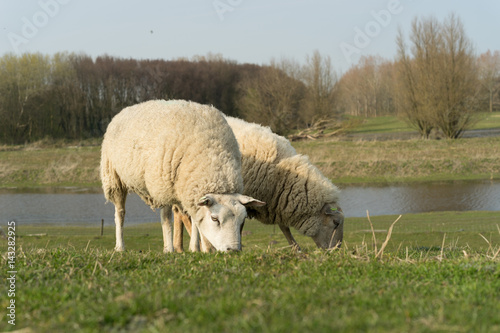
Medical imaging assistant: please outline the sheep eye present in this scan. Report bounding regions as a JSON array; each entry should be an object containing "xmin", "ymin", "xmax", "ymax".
[{"xmin": 211, "ymin": 216, "xmax": 219, "ymax": 223}]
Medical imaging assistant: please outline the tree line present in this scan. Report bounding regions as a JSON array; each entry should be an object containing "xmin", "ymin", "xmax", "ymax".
[
  {"xmin": 1, "ymin": 14, "xmax": 499, "ymax": 144},
  {"xmin": 0, "ymin": 53, "xmax": 261, "ymax": 143},
  {"xmin": 0, "ymin": 50, "xmax": 341, "ymax": 143}
]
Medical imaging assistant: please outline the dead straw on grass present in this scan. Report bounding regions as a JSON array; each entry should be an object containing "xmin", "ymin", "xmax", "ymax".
[{"xmin": 366, "ymin": 210, "xmax": 402, "ymax": 260}]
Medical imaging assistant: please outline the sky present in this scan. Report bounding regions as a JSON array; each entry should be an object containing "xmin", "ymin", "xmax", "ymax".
[{"xmin": 1, "ymin": 0, "xmax": 499, "ymax": 72}]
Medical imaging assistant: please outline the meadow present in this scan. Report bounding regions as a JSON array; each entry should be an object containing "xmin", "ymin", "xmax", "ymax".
[
  {"xmin": 1, "ymin": 114, "xmax": 500, "ymax": 332},
  {"xmin": 1, "ymin": 211, "xmax": 499, "ymax": 332}
]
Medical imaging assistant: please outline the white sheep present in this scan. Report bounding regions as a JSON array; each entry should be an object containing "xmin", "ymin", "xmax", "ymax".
[
  {"xmin": 174, "ymin": 116, "xmax": 344, "ymax": 251},
  {"xmin": 100, "ymin": 100, "xmax": 265, "ymax": 253}
]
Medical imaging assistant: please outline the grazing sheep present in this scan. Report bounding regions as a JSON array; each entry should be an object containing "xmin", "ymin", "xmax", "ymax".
[
  {"xmin": 100, "ymin": 100, "xmax": 265, "ymax": 253},
  {"xmin": 174, "ymin": 116, "xmax": 344, "ymax": 251}
]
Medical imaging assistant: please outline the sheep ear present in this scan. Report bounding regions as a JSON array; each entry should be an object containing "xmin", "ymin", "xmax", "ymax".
[
  {"xmin": 238, "ymin": 195, "xmax": 266, "ymax": 208},
  {"xmin": 198, "ymin": 196, "xmax": 214, "ymax": 207}
]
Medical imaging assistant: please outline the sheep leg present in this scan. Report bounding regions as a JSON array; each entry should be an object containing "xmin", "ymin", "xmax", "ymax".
[
  {"xmin": 200, "ymin": 234, "xmax": 211, "ymax": 253},
  {"xmin": 113, "ymin": 190, "xmax": 127, "ymax": 252},
  {"xmin": 181, "ymin": 212, "xmax": 192, "ymax": 236},
  {"xmin": 189, "ymin": 221, "xmax": 201, "ymax": 252},
  {"xmin": 182, "ymin": 212, "xmax": 214, "ymax": 252},
  {"xmin": 173, "ymin": 209, "xmax": 194, "ymax": 252},
  {"xmin": 279, "ymin": 225, "xmax": 301, "ymax": 252},
  {"xmin": 175, "ymin": 210, "xmax": 214, "ymax": 252},
  {"xmin": 160, "ymin": 206, "xmax": 174, "ymax": 253},
  {"xmin": 172, "ymin": 206, "xmax": 184, "ymax": 253}
]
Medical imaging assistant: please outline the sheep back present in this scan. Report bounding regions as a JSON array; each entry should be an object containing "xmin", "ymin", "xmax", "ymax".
[
  {"xmin": 101, "ymin": 100, "xmax": 243, "ymax": 217},
  {"xmin": 225, "ymin": 116, "xmax": 339, "ymax": 235}
]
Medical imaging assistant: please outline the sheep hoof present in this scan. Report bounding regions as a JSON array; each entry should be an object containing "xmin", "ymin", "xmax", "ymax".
[{"xmin": 163, "ymin": 248, "xmax": 174, "ymax": 254}]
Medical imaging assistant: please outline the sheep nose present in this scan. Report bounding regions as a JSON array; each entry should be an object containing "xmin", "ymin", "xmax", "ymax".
[{"xmin": 227, "ymin": 247, "xmax": 241, "ymax": 252}]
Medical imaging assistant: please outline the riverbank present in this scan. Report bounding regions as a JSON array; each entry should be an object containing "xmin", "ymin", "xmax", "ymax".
[
  {"xmin": 294, "ymin": 136, "xmax": 500, "ymax": 184},
  {"xmin": 1, "ymin": 136, "xmax": 500, "ymax": 187},
  {"xmin": 0, "ymin": 145, "xmax": 101, "ymax": 188}
]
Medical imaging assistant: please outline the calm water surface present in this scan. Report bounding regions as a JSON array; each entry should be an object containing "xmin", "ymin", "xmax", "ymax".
[{"xmin": 1, "ymin": 181, "xmax": 499, "ymax": 225}]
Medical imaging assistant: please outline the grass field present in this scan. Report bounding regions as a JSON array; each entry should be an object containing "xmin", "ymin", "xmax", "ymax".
[
  {"xmin": 347, "ymin": 112, "xmax": 500, "ymax": 134},
  {"xmin": 2, "ymin": 211, "xmax": 499, "ymax": 332},
  {"xmin": 1, "ymin": 135, "xmax": 500, "ymax": 187},
  {"xmin": 1, "ymin": 114, "xmax": 499, "ymax": 332},
  {"xmin": 294, "ymin": 136, "xmax": 500, "ymax": 184}
]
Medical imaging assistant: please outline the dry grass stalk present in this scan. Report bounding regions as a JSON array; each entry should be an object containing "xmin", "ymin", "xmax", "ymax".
[
  {"xmin": 438, "ymin": 233, "xmax": 447, "ymax": 262},
  {"xmin": 376, "ymin": 215, "xmax": 402, "ymax": 259},
  {"xmin": 492, "ymin": 247, "xmax": 500, "ymax": 260},
  {"xmin": 367, "ymin": 210, "xmax": 378, "ymax": 255},
  {"xmin": 366, "ymin": 210, "xmax": 402, "ymax": 260},
  {"xmin": 84, "ymin": 240, "xmax": 91, "ymax": 252},
  {"xmin": 478, "ymin": 233, "xmax": 493, "ymax": 256}
]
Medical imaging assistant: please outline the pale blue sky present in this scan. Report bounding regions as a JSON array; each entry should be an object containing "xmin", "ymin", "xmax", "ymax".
[{"xmin": 1, "ymin": 0, "xmax": 499, "ymax": 72}]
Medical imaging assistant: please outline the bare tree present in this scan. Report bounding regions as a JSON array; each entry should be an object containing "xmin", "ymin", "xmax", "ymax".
[
  {"xmin": 337, "ymin": 56, "xmax": 396, "ymax": 117},
  {"xmin": 0, "ymin": 53, "xmax": 51, "ymax": 142},
  {"xmin": 478, "ymin": 50, "xmax": 500, "ymax": 113},
  {"xmin": 301, "ymin": 50, "xmax": 338, "ymax": 124},
  {"xmin": 238, "ymin": 58, "xmax": 305, "ymax": 135},
  {"xmin": 396, "ymin": 14, "xmax": 480, "ymax": 139},
  {"xmin": 435, "ymin": 14, "xmax": 480, "ymax": 138}
]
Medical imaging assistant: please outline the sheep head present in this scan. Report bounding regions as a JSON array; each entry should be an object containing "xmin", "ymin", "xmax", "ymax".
[
  {"xmin": 195, "ymin": 194, "xmax": 265, "ymax": 252},
  {"xmin": 310, "ymin": 203, "xmax": 344, "ymax": 249}
]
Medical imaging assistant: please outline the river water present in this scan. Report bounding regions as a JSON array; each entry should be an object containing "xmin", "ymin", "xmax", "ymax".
[{"xmin": 1, "ymin": 181, "xmax": 499, "ymax": 225}]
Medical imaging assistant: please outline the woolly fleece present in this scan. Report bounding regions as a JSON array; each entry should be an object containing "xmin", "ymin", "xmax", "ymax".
[
  {"xmin": 225, "ymin": 116, "xmax": 341, "ymax": 237},
  {"xmin": 100, "ymin": 100, "xmax": 243, "ymax": 218}
]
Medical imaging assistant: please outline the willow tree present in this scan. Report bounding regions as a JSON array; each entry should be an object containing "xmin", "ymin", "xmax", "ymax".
[{"xmin": 396, "ymin": 14, "xmax": 480, "ymax": 139}]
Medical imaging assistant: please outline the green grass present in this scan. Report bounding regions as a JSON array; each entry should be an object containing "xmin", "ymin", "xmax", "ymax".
[
  {"xmin": 293, "ymin": 136, "xmax": 500, "ymax": 184},
  {"xmin": 346, "ymin": 112, "xmax": 500, "ymax": 134},
  {"xmin": 474, "ymin": 112, "xmax": 500, "ymax": 130},
  {"xmin": 3, "ymin": 211, "xmax": 500, "ymax": 332},
  {"xmin": 0, "ymin": 146, "xmax": 101, "ymax": 188},
  {"xmin": 346, "ymin": 115, "xmax": 412, "ymax": 134},
  {"xmin": 2, "ymin": 136, "xmax": 500, "ymax": 188},
  {"xmin": 1, "ymin": 114, "xmax": 500, "ymax": 188}
]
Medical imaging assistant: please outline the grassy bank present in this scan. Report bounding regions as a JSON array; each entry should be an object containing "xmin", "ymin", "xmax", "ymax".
[
  {"xmin": 294, "ymin": 136, "xmax": 500, "ymax": 184},
  {"xmin": 1, "ymin": 136, "xmax": 500, "ymax": 187},
  {"xmin": 0, "ymin": 145, "xmax": 101, "ymax": 188},
  {"xmin": 1, "ymin": 113, "xmax": 499, "ymax": 187},
  {"xmin": 2, "ymin": 211, "xmax": 499, "ymax": 332},
  {"xmin": 347, "ymin": 112, "xmax": 500, "ymax": 134}
]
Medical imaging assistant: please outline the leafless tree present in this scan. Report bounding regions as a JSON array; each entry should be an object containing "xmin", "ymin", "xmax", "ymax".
[
  {"xmin": 396, "ymin": 14, "xmax": 480, "ymax": 139},
  {"xmin": 337, "ymin": 55, "xmax": 396, "ymax": 117},
  {"xmin": 238, "ymin": 58, "xmax": 305, "ymax": 135},
  {"xmin": 478, "ymin": 50, "xmax": 500, "ymax": 113},
  {"xmin": 300, "ymin": 50, "xmax": 338, "ymax": 124}
]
